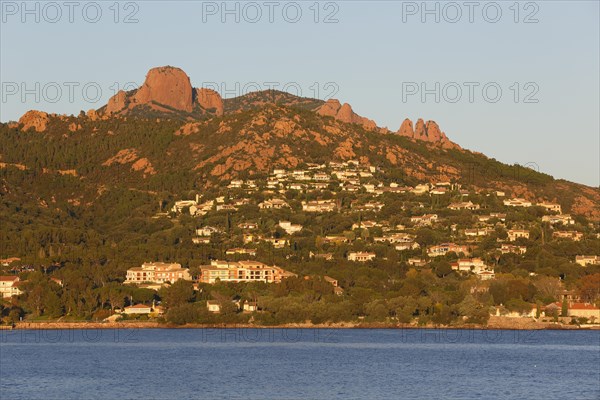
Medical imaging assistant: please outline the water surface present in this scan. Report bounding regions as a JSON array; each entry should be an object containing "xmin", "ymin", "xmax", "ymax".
[{"xmin": 1, "ymin": 328, "xmax": 598, "ymax": 399}]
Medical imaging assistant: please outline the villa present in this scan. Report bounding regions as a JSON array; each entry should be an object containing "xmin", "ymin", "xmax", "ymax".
[
  {"xmin": 347, "ymin": 252, "xmax": 376, "ymax": 262},
  {"xmin": 124, "ymin": 262, "xmax": 192, "ymax": 285},
  {"xmin": 198, "ymin": 260, "xmax": 295, "ymax": 284}
]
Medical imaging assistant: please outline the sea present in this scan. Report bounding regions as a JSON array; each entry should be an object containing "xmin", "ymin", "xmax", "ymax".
[{"xmin": 1, "ymin": 328, "xmax": 599, "ymax": 399}]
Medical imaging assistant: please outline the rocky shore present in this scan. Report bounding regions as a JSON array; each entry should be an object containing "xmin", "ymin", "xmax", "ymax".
[{"xmin": 2, "ymin": 316, "xmax": 598, "ymax": 330}]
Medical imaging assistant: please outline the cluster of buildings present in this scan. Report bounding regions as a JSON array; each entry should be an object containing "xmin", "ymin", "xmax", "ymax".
[{"xmin": 123, "ymin": 260, "xmax": 295, "ymax": 287}]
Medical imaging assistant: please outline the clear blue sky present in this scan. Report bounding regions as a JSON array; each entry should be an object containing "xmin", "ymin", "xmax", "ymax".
[{"xmin": 1, "ymin": 1, "xmax": 598, "ymax": 186}]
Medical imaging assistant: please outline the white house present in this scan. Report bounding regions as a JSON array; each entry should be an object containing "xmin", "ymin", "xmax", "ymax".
[{"xmin": 347, "ymin": 252, "xmax": 376, "ymax": 262}]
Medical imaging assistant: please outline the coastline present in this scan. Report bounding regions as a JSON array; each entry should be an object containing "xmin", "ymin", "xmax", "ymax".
[{"xmin": 2, "ymin": 316, "xmax": 599, "ymax": 330}]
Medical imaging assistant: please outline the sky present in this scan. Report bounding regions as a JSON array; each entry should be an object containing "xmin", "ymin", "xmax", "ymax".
[{"xmin": 1, "ymin": 0, "xmax": 599, "ymax": 186}]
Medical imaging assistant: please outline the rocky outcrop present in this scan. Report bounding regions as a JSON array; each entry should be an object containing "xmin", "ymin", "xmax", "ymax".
[
  {"xmin": 99, "ymin": 66, "xmax": 223, "ymax": 118},
  {"xmin": 131, "ymin": 66, "xmax": 193, "ymax": 112},
  {"xmin": 86, "ymin": 109, "xmax": 100, "ymax": 121},
  {"xmin": 18, "ymin": 110, "xmax": 49, "ymax": 132},
  {"xmin": 195, "ymin": 88, "xmax": 224, "ymax": 116},
  {"xmin": 106, "ymin": 90, "xmax": 128, "ymax": 115},
  {"xmin": 414, "ymin": 118, "xmax": 427, "ymax": 140},
  {"xmin": 317, "ymin": 99, "xmax": 377, "ymax": 130},
  {"xmin": 398, "ymin": 118, "xmax": 414, "ymax": 137},
  {"xmin": 397, "ymin": 117, "xmax": 457, "ymax": 148}
]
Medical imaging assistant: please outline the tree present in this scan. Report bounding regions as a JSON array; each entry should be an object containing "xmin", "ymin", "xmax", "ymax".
[
  {"xmin": 561, "ymin": 298, "xmax": 569, "ymax": 317},
  {"xmin": 160, "ymin": 280, "xmax": 194, "ymax": 307}
]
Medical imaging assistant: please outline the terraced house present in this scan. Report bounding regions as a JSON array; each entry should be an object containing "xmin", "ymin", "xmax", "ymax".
[
  {"xmin": 124, "ymin": 262, "xmax": 192, "ymax": 285},
  {"xmin": 198, "ymin": 260, "xmax": 296, "ymax": 284}
]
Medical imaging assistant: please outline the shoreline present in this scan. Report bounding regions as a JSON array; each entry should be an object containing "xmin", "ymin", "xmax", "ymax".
[{"xmin": 2, "ymin": 317, "xmax": 599, "ymax": 331}]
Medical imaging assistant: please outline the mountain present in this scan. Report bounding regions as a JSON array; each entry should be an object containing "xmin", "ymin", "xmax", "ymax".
[{"xmin": 3, "ymin": 66, "xmax": 599, "ymax": 221}]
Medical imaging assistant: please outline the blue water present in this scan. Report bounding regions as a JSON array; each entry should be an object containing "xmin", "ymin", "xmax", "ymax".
[{"xmin": 1, "ymin": 328, "xmax": 599, "ymax": 399}]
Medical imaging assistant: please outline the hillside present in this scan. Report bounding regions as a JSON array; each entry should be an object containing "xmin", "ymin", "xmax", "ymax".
[{"xmin": 1, "ymin": 66, "xmax": 599, "ymax": 326}]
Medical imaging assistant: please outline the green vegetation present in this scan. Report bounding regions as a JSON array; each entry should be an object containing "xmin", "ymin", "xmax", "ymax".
[{"xmin": 1, "ymin": 104, "xmax": 598, "ymax": 326}]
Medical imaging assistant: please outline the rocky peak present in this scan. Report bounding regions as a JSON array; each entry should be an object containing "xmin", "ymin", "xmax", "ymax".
[
  {"xmin": 398, "ymin": 118, "xmax": 414, "ymax": 137},
  {"xmin": 195, "ymin": 88, "xmax": 224, "ymax": 116},
  {"xmin": 316, "ymin": 99, "xmax": 377, "ymax": 130},
  {"xmin": 397, "ymin": 117, "xmax": 457, "ymax": 148},
  {"xmin": 131, "ymin": 66, "xmax": 193, "ymax": 112},
  {"xmin": 18, "ymin": 110, "xmax": 50, "ymax": 132},
  {"xmin": 100, "ymin": 66, "xmax": 223, "ymax": 118}
]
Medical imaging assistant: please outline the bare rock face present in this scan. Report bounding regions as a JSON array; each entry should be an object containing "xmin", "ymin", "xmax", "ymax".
[
  {"xmin": 97, "ymin": 66, "xmax": 225, "ymax": 118},
  {"xmin": 398, "ymin": 118, "xmax": 414, "ymax": 137},
  {"xmin": 195, "ymin": 88, "xmax": 223, "ymax": 116},
  {"xmin": 106, "ymin": 90, "xmax": 127, "ymax": 115},
  {"xmin": 19, "ymin": 110, "xmax": 49, "ymax": 132},
  {"xmin": 87, "ymin": 109, "xmax": 100, "ymax": 121},
  {"xmin": 336, "ymin": 103, "xmax": 355, "ymax": 124},
  {"xmin": 414, "ymin": 118, "xmax": 427, "ymax": 140},
  {"xmin": 132, "ymin": 66, "xmax": 193, "ymax": 112},
  {"xmin": 317, "ymin": 99, "xmax": 342, "ymax": 118},
  {"xmin": 425, "ymin": 120, "xmax": 443, "ymax": 142},
  {"xmin": 396, "ymin": 117, "xmax": 458, "ymax": 148},
  {"xmin": 317, "ymin": 99, "xmax": 377, "ymax": 130}
]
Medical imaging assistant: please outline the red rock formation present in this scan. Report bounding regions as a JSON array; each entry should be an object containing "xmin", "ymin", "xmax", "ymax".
[
  {"xmin": 396, "ymin": 117, "xmax": 457, "ymax": 148},
  {"xmin": 425, "ymin": 120, "xmax": 443, "ymax": 142},
  {"xmin": 317, "ymin": 99, "xmax": 342, "ymax": 118},
  {"xmin": 98, "ymin": 66, "xmax": 224, "ymax": 117},
  {"xmin": 106, "ymin": 90, "xmax": 127, "ymax": 115},
  {"xmin": 398, "ymin": 118, "xmax": 414, "ymax": 137},
  {"xmin": 130, "ymin": 66, "xmax": 193, "ymax": 112},
  {"xmin": 317, "ymin": 99, "xmax": 377, "ymax": 130},
  {"xmin": 195, "ymin": 88, "xmax": 224, "ymax": 116},
  {"xmin": 18, "ymin": 110, "xmax": 49, "ymax": 132},
  {"xmin": 414, "ymin": 118, "xmax": 427, "ymax": 140}
]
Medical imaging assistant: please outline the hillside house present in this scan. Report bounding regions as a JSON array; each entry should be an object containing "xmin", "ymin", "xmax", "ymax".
[
  {"xmin": 124, "ymin": 262, "xmax": 192, "ymax": 285},
  {"xmin": 352, "ymin": 221, "xmax": 380, "ymax": 230},
  {"xmin": 259, "ymin": 199, "xmax": 289, "ymax": 209},
  {"xmin": 206, "ymin": 300, "xmax": 221, "ymax": 313},
  {"xmin": 575, "ymin": 255, "xmax": 600, "ymax": 266},
  {"xmin": 0, "ymin": 276, "xmax": 22, "ymax": 298},
  {"xmin": 395, "ymin": 242, "xmax": 420, "ymax": 251},
  {"xmin": 508, "ymin": 229, "xmax": 530, "ymax": 241},
  {"xmin": 407, "ymin": 258, "xmax": 427, "ymax": 267},
  {"xmin": 374, "ymin": 233, "xmax": 415, "ymax": 244},
  {"xmin": 503, "ymin": 198, "xmax": 532, "ymax": 207},
  {"xmin": 553, "ymin": 231, "xmax": 583, "ymax": 241},
  {"xmin": 225, "ymin": 248, "xmax": 257, "ymax": 257},
  {"xmin": 464, "ymin": 228, "xmax": 492, "ymax": 237},
  {"xmin": 542, "ymin": 215, "xmax": 574, "ymax": 225},
  {"xmin": 123, "ymin": 304, "xmax": 153, "ymax": 315},
  {"xmin": 411, "ymin": 184, "xmax": 430, "ymax": 194},
  {"xmin": 302, "ymin": 200, "xmax": 337, "ymax": 212},
  {"xmin": 324, "ymin": 276, "xmax": 338, "ymax": 287},
  {"xmin": 199, "ymin": 260, "xmax": 295, "ymax": 284},
  {"xmin": 451, "ymin": 258, "xmax": 486, "ymax": 273},
  {"xmin": 196, "ymin": 226, "xmax": 221, "ymax": 237},
  {"xmin": 347, "ymin": 252, "xmax": 376, "ymax": 262},
  {"xmin": 265, "ymin": 238, "xmax": 289, "ymax": 248},
  {"xmin": 278, "ymin": 221, "xmax": 303, "ymax": 235},
  {"xmin": 428, "ymin": 243, "xmax": 470, "ymax": 257},
  {"xmin": 238, "ymin": 222, "xmax": 258, "ymax": 230},
  {"xmin": 448, "ymin": 201, "xmax": 480, "ymax": 211},
  {"xmin": 500, "ymin": 244, "xmax": 527, "ymax": 255},
  {"xmin": 243, "ymin": 301, "xmax": 258, "ymax": 312},
  {"xmin": 539, "ymin": 202, "xmax": 562, "ymax": 214},
  {"xmin": 410, "ymin": 214, "xmax": 438, "ymax": 226}
]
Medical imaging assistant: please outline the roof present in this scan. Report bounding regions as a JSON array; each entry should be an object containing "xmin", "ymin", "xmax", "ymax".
[
  {"xmin": 0, "ymin": 276, "xmax": 19, "ymax": 282},
  {"xmin": 569, "ymin": 303, "xmax": 600, "ymax": 310},
  {"xmin": 126, "ymin": 304, "xmax": 151, "ymax": 309}
]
